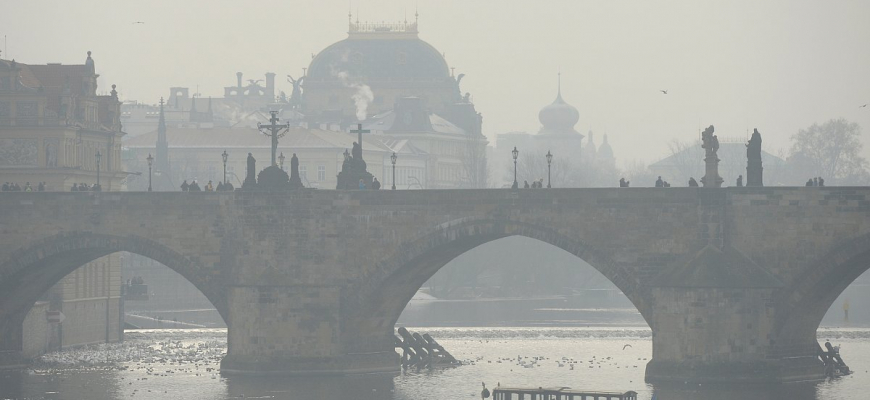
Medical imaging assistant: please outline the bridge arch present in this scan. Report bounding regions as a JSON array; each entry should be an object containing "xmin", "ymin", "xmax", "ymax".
[
  {"xmin": 775, "ymin": 232, "xmax": 870, "ymax": 344},
  {"xmin": 345, "ymin": 217, "xmax": 652, "ymax": 351},
  {"xmin": 0, "ymin": 231, "xmax": 228, "ymax": 353}
]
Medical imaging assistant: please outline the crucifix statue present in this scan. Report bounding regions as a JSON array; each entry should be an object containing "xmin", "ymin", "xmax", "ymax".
[
  {"xmin": 350, "ymin": 123, "xmax": 370, "ymax": 155},
  {"xmin": 257, "ymin": 110, "xmax": 290, "ymax": 166}
]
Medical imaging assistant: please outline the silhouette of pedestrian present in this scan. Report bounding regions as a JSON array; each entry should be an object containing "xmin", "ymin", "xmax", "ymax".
[
  {"xmin": 819, "ymin": 177, "xmax": 825, "ymax": 187},
  {"xmin": 688, "ymin": 177, "xmax": 698, "ymax": 187},
  {"xmin": 655, "ymin": 176, "xmax": 664, "ymax": 187},
  {"xmin": 736, "ymin": 175, "xmax": 743, "ymax": 187}
]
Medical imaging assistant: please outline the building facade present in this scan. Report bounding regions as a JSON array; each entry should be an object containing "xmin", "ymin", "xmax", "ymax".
[
  {"xmin": 0, "ymin": 52, "xmax": 123, "ymax": 357},
  {"xmin": 492, "ymin": 82, "xmax": 621, "ymax": 188}
]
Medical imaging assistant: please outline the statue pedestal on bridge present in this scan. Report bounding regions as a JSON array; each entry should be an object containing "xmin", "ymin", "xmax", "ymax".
[
  {"xmin": 336, "ymin": 142, "xmax": 373, "ymax": 190},
  {"xmin": 699, "ymin": 125, "xmax": 724, "ymax": 188}
]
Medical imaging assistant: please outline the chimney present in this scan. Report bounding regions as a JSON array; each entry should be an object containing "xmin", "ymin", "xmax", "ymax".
[
  {"xmin": 236, "ymin": 72, "xmax": 243, "ymax": 88},
  {"xmin": 265, "ymin": 72, "xmax": 276, "ymax": 100}
]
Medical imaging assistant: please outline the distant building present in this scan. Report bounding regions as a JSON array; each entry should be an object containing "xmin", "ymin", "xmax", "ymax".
[
  {"xmin": 120, "ymin": 71, "xmax": 279, "ymax": 138},
  {"xmin": 492, "ymin": 80, "xmax": 624, "ymax": 187},
  {"xmin": 122, "ymin": 108, "xmax": 425, "ymax": 191},
  {"xmin": 123, "ymin": 16, "xmax": 487, "ymax": 190},
  {"xmin": 303, "ymin": 15, "xmax": 464, "ymax": 120},
  {"xmin": 0, "ymin": 52, "xmax": 123, "ymax": 357}
]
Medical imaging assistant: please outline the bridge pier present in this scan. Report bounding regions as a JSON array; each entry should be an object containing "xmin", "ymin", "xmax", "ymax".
[
  {"xmin": 645, "ymin": 285, "xmax": 825, "ymax": 383},
  {"xmin": 219, "ymin": 286, "xmax": 398, "ymax": 376}
]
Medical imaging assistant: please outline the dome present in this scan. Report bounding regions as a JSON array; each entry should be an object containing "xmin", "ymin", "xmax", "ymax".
[
  {"xmin": 538, "ymin": 86, "xmax": 579, "ymax": 135},
  {"xmin": 598, "ymin": 134, "xmax": 614, "ymax": 160},
  {"xmin": 307, "ymin": 26, "xmax": 450, "ymax": 80}
]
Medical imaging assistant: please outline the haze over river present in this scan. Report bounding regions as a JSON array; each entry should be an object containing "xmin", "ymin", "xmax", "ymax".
[
  {"xmin": 2, "ymin": 327, "xmax": 868, "ymax": 400},
  {"xmin": 3, "ymin": 297, "xmax": 869, "ymax": 400}
]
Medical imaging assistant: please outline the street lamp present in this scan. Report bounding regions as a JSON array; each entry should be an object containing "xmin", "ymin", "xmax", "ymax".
[
  {"xmin": 146, "ymin": 153, "xmax": 153, "ymax": 192},
  {"xmin": 390, "ymin": 152, "xmax": 398, "ymax": 190},
  {"xmin": 512, "ymin": 146, "xmax": 519, "ymax": 189},
  {"xmin": 221, "ymin": 150, "xmax": 229, "ymax": 185},
  {"xmin": 278, "ymin": 152, "xmax": 286, "ymax": 171},
  {"xmin": 546, "ymin": 150, "xmax": 553, "ymax": 188},
  {"xmin": 95, "ymin": 150, "xmax": 102, "ymax": 190}
]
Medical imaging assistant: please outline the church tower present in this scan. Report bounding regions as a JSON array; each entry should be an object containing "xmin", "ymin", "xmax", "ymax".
[{"xmin": 155, "ymin": 97, "xmax": 171, "ymax": 184}]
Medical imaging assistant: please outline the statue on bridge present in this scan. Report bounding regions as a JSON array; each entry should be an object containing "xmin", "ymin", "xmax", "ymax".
[
  {"xmin": 699, "ymin": 125, "xmax": 723, "ymax": 188},
  {"xmin": 336, "ymin": 125, "xmax": 374, "ymax": 189},
  {"xmin": 242, "ymin": 153, "xmax": 257, "ymax": 190},
  {"xmin": 288, "ymin": 153, "xmax": 303, "ymax": 189},
  {"xmin": 746, "ymin": 128, "xmax": 764, "ymax": 187}
]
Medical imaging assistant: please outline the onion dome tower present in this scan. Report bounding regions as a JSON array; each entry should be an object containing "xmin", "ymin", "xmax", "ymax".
[
  {"xmin": 597, "ymin": 134, "xmax": 615, "ymax": 167},
  {"xmin": 538, "ymin": 74, "xmax": 581, "ymax": 137}
]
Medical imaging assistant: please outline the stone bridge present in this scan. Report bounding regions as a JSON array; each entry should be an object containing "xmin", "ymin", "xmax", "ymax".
[{"xmin": 0, "ymin": 188, "xmax": 868, "ymax": 383}]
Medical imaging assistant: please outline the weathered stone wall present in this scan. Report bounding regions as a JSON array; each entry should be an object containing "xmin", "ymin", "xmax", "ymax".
[{"xmin": 21, "ymin": 301, "xmax": 52, "ymax": 359}]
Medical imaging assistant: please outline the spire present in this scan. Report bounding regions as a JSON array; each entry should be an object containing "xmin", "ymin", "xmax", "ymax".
[{"xmin": 155, "ymin": 97, "xmax": 171, "ymax": 185}]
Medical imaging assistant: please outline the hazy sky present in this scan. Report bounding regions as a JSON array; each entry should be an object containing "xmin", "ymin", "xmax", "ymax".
[{"xmin": 2, "ymin": 0, "xmax": 869, "ymax": 164}]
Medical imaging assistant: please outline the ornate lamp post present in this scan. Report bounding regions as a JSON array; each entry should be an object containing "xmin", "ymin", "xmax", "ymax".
[
  {"xmin": 146, "ymin": 153, "xmax": 154, "ymax": 192},
  {"xmin": 221, "ymin": 150, "xmax": 229, "ymax": 185},
  {"xmin": 95, "ymin": 150, "xmax": 102, "ymax": 189},
  {"xmin": 279, "ymin": 152, "xmax": 286, "ymax": 171},
  {"xmin": 546, "ymin": 150, "xmax": 553, "ymax": 188},
  {"xmin": 512, "ymin": 146, "xmax": 519, "ymax": 188},
  {"xmin": 390, "ymin": 152, "xmax": 398, "ymax": 190}
]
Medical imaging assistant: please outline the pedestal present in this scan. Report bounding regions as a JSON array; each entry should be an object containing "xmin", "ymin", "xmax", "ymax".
[{"xmin": 220, "ymin": 286, "xmax": 399, "ymax": 376}]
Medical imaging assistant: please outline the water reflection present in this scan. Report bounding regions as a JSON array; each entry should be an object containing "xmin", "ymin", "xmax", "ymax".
[
  {"xmin": 225, "ymin": 374, "xmax": 398, "ymax": 400},
  {"xmin": 1, "ymin": 326, "xmax": 867, "ymax": 400}
]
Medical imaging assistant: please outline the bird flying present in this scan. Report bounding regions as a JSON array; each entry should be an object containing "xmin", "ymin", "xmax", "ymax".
[
  {"xmin": 132, "ymin": 21, "xmax": 145, "ymax": 24},
  {"xmin": 623, "ymin": 344, "xmax": 633, "ymax": 350},
  {"xmin": 860, "ymin": 104, "xmax": 868, "ymax": 108},
  {"xmin": 660, "ymin": 90, "xmax": 668, "ymax": 95}
]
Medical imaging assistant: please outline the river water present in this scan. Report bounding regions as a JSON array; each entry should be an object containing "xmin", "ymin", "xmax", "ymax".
[{"xmin": 1, "ymin": 326, "xmax": 868, "ymax": 400}]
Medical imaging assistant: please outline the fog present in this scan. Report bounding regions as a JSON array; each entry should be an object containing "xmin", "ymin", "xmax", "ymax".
[
  {"xmin": 2, "ymin": 0, "xmax": 869, "ymax": 163},
  {"xmin": 3, "ymin": 1, "xmax": 870, "ymax": 398}
]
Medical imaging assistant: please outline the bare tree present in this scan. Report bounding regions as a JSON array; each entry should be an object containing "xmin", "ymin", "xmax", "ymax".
[
  {"xmin": 620, "ymin": 159, "xmax": 656, "ymax": 187},
  {"xmin": 460, "ymin": 133, "xmax": 490, "ymax": 188},
  {"xmin": 789, "ymin": 119, "xmax": 868, "ymax": 184},
  {"xmin": 665, "ymin": 139, "xmax": 700, "ymax": 185},
  {"xmin": 510, "ymin": 152, "xmax": 593, "ymax": 188}
]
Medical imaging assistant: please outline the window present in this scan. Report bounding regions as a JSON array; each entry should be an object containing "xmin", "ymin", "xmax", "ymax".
[
  {"xmin": 300, "ymin": 165, "xmax": 307, "ymax": 181},
  {"xmin": 317, "ymin": 165, "xmax": 326, "ymax": 181}
]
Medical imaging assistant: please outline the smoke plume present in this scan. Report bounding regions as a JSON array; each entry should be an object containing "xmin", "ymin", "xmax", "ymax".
[{"xmin": 333, "ymin": 69, "xmax": 373, "ymax": 121}]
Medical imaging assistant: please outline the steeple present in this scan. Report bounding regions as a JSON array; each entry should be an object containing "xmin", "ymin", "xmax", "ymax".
[
  {"xmin": 538, "ymin": 73, "xmax": 580, "ymax": 136},
  {"xmin": 156, "ymin": 97, "xmax": 170, "ymax": 178}
]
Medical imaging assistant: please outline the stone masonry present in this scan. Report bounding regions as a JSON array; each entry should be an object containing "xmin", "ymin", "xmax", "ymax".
[{"xmin": 0, "ymin": 188, "xmax": 868, "ymax": 382}]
